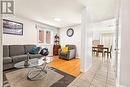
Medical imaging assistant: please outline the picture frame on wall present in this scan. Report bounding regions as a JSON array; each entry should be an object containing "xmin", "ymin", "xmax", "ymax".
[{"xmin": 3, "ymin": 19, "xmax": 23, "ymax": 35}]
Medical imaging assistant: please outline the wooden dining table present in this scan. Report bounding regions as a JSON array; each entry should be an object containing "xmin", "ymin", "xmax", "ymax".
[{"xmin": 92, "ymin": 46, "xmax": 109, "ymax": 57}]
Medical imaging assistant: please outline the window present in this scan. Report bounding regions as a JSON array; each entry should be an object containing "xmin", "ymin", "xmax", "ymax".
[
  {"xmin": 46, "ymin": 31, "xmax": 51, "ymax": 44},
  {"xmin": 39, "ymin": 30, "xmax": 44, "ymax": 43},
  {"xmin": 37, "ymin": 26, "xmax": 53, "ymax": 45}
]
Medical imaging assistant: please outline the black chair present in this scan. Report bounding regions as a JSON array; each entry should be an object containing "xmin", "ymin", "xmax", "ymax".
[{"xmin": 92, "ymin": 47, "xmax": 97, "ymax": 55}]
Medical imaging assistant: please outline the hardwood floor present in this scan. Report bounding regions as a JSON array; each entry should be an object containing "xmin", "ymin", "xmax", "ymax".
[{"xmin": 48, "ymin": 56, "xmax": 80, "ymax": 77}]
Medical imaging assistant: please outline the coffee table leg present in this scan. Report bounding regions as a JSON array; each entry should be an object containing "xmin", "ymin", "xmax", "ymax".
[{"xmin": 27, "ymin": 63, "xmax": 48, "ymax": 80}]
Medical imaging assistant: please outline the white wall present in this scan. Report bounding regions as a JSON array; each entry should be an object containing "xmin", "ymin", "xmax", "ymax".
[
  {"xmin": 3, "ymin": 16, "xmax": 38, "ymax": 45},
  {"xmin": 59, "ymin": 24, "xmax": 81, "ymax": 58},
  {"xmin": 2, "ymin": 15, "xmax": 58, "ymax": 55},
  {"xmin": 119, "ymin": 0, "xmax": 130, "ymax": 86},
  {"xmin": 92, "ymin": 19, "xmax": 116, "ymax": 41}
]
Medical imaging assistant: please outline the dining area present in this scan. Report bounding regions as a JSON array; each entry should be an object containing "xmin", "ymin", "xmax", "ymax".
[{"xmin": 92, "ymin": 45, "xmax": 112, "ymax": 58}]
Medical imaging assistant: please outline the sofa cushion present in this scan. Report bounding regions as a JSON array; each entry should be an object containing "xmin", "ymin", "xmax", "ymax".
[
  {"xmin": 12, "ymin": 55, "xmax": 27, "ymax": 63},
  {"xmin": 29, "ymin": 47, "xmax": 41, "ymax": 54},
  {"xmin": 29, "ymin": 54, "xmax": 43, "ymax": 59},
  {"xmin": 3, "ymin": 63, "xmax": 14, "ymax": 70},
  {"xmin": 24, "ymin": 45, "xmax": 36, "ymax": 54},
  {"xmin": 60, "ymin": 52, "xmax": 68, "ymax": 56},
  {"xmin": 3, "ymin": 57, "xmax": 12, "ymax": 64},
  {"xmin": 3, "ymin": 45, "xmax": 9, "ymax": 57},
  {"xmin": 10, "ymin": 45, "xmax": 25, "ymax": 56}
]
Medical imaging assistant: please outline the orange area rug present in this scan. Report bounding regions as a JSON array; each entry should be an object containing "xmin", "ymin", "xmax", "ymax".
[{"xmin": 48, "ymin": 56, "xmax": 80, "ymax": 77}]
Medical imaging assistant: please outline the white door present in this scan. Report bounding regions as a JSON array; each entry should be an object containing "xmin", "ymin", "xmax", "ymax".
[
  {"xmin": 115, "ymin": 19, "xmax": 120, "ymax": 78},
  {"xmin": 114, "ymin": 4, "xmax": 121, "ymax": 85}
]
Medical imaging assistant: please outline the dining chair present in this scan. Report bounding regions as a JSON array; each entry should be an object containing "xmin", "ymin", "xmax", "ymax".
[
  {"xmin": 92, "ymin": 47, "xmax": 97, "ymax": 55},
  {"xmin": 104, "ymin": 45, "xmax": 112, "ymax": 58},
  {"xmin": 96, "ymin": 45, "xmax": 104, "ymax": 57}
]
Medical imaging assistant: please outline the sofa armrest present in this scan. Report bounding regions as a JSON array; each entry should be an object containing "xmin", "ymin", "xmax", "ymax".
[
  {"xmin": 69, "ymin": 49, "xmax": 75, "ymax": 53},
  {"xmin": 68, "ymin": 49, "xmax": 76, "ymax": 59}
]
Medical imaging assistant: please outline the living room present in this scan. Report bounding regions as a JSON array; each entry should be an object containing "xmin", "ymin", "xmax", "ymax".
[
  {"xmin": 2, "ymin": 0, "xmax": 83, "ymax": 87},
  {"xmin": 2, "ymin": 0, "xmax": 129, "ymax": 87}
]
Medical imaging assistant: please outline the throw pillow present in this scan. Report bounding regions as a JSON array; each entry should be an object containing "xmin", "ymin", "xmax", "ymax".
[
  {"xmin": 29, "ymin": 47, "xmax": 40, "ymax": 54},
  {"xmin": 61, "ymin": 47, "xmax": 68, "ymax": 53}
]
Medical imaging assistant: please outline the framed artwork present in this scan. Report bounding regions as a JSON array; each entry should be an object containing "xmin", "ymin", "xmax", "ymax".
[
  {"xmin": 66, "ymin": 28, "xmax": 74, "ymax": 37},
  {"xmin": 3, "ymin": 19, "xmax": 23, "ymax": 35}
]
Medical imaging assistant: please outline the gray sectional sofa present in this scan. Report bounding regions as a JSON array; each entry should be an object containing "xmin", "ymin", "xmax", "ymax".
[{"xmin": 3, "ymin": 45, "xmax": 43, "ymax": 70}]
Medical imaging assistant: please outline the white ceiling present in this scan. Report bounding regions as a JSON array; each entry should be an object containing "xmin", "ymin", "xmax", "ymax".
[
  {"xmin": 78, "ymin": 0, "xmax": 117, "ymax": 22},
  {"xmin": 15, "ymin": 0, "xmax": 84, "ymax": 28},
  {"xmin": 15, "ymin": 0, "xmax": 117, "ymax": 28},
  {"xmin": 92, "ymin": 18, "xmax": 116, "ymax": 33}
]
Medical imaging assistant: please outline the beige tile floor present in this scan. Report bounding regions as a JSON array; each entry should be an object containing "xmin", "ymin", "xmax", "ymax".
[{"xmin": 68, "ymin": 56, "xmax": 116, "ymax": 87}]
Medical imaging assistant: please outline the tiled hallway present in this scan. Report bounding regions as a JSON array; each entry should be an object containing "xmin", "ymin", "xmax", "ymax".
[{"xmin": 68, "ymin": 56, "xmax": 116, "ymax": 87}]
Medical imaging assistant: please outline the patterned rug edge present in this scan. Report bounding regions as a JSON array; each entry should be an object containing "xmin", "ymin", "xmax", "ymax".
[{"xmin": 3, "ymin": 67, "xmax": 76, "ymax": 87}]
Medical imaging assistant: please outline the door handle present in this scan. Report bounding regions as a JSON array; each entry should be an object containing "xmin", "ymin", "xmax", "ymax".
[{"xmin": 114, "ymin": 49, "xmax": 119, "ymax": 51}]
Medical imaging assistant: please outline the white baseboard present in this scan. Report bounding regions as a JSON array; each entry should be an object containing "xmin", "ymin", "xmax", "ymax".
[
  {"xmin": 80, "ymin": 64, "xmax": 92, "ymax": 73},
  {"xmin": 118, "ymin": 84, "xmax": 127, "ymax": 87}
]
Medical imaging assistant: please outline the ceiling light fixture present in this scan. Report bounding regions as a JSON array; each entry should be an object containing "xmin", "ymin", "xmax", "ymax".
[{"xmin": 54, "ymin": 18, "xmax": 61, "ymax": 22}]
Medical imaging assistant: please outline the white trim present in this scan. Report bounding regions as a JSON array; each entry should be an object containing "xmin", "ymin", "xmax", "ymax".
[
  {"xmin": 116, "ymin": 80, "xmax": 127, "ymax": 87},
  {"xmin": 118, "ymin": 84, "xmax": 127, "ymax": 87},
  {"xmin": 80, "ymin": 64, "xmax": 92, "ymax": 72}
]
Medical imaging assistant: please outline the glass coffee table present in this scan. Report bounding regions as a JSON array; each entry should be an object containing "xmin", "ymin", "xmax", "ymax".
[{"xmin": 14, "ymin": 57, "xmax": 48, "ymax": 80}]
